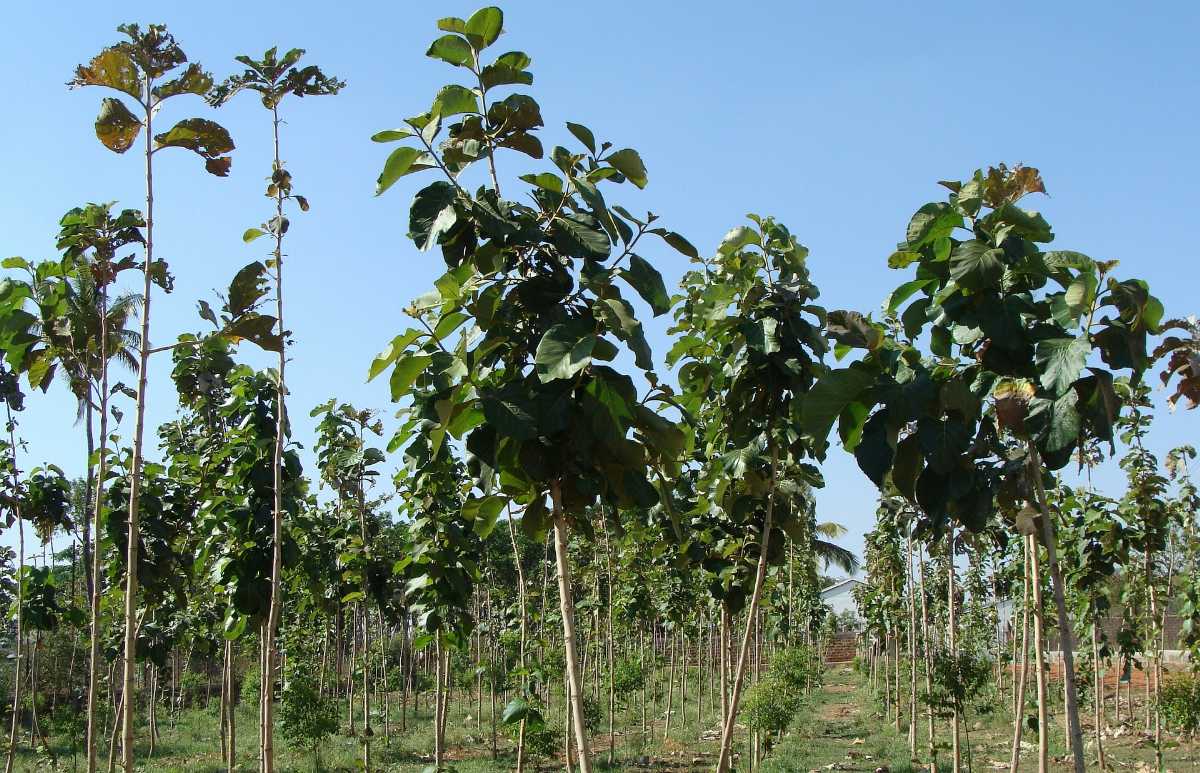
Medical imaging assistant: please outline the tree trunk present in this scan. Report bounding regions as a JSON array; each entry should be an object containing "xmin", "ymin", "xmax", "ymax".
[
  {"xmin": 550, "ymin": 481, "xmax": 593, "ymax": 773},
  {"xmin": 1029, "ymin": 534, "xmax": 1050, "ymax": 773},
  {"xmin": 947, "ymin": 532, "xmax": 961, "ymax": 773},
  {"xmin": 716, "ymin": 448, "xmax": 779, "ymax": 773},
  {"xmin": 1009, "ymin": 536, "xmax": 1032, "ymax": 773},
  {"xmin": 1028, "ymin": 444, "xmax": 1086, "ymax": 773},
  {"xmin": 120, "ymin": 80, "xmax": 159, "ymax": 773},
  {"xmin": 4, "ymin": 408, "xmax": 27, "ymax": 773}
]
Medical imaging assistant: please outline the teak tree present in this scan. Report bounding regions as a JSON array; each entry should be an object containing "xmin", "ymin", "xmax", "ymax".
[
  {"xmin": 209, "ymin": 46, "xmax": 343, "ymax": 773},
  {"xmin": 806, "ymin": 165, "xmax": 1163, "ymax": 773},
  {"xmin": 667, "ymin": 215, "xmax": 829, "ymax": 772},
  {"xmin": 42, "ymin": 203, "xmax": 143, "ymax": 773},
  {"xmin": 368, "ymin": 7, "xmax": 686, "ymax": 769},
  {"xmin": 69, "ymin": 23, "xmax": 233, "ymax": 773}
]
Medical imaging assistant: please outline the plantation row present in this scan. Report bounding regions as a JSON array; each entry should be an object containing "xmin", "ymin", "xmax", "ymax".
[{"xmin": 0, "ymin": 4, "xmax": 1197, "ymax": 773}]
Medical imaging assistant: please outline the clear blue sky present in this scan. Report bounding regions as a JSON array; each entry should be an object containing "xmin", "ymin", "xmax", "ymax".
[{"xmin": 3, "ymin": 1, "xmax": 1198, "ymax": 567}]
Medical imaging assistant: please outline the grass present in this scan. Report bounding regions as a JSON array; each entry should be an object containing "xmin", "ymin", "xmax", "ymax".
[{"xmin": 9, "ymin": 667, "xmax": 1200, "ymax": 771}]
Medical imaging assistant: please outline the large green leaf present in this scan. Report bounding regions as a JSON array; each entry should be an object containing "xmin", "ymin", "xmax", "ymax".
[
  {"xmin": 620, "ymin": 255, "xmax": 670, "ymax": 316},
  {"xmin": 949, "ymin": 240, "xmax": 1004, "ymax": 291},
  {"xmin": 409, "ymin": 181, "xmax": 458, "ymax": 250},
  {"xmin": 535, "ymin": 322, "xmax": 596, "ymax": 382},
  {"xmin": 154, "ymin": 118, "xmax": 234, "ymax": 176},
  {"xmin": 427, "ymin": 34, "xmax": 474, "ymax": 67},
  {"xmin": 802, "ymin": 366, "xmax": 876, "ymax": 440},
  {"xmin": 463, "ymin": 495, "xmax": 505, "ymax": 537},
  {"xmin": 606, "ymin": 148, "xmax": 648, "ymax": 189},
  {"xmin": 552, "ymin": 213, "xmax": 610, "ymax": 259},
  {"xmin": 376, "ymin": 147, "xmax": 435, "ymax": 195},
  {"xmin": 718, "ymin": 225, "xmax": 758, "ymax": 256},
  {"xmin": 95, "ymin": 98, "xmax": 142, "ymax": 153},
  {"xmin": 464, "ymin": 7, "xmax": 504, "ymax": 49},
  {"xmin": 1035, "ymin": 337, "xmax": 1090, "ymax": 396},
  {"xmin": 389, "ymin": 353, "xmax": 432, "ymax": 399}
]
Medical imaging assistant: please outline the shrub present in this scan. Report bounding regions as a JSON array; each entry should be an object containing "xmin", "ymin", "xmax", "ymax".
[
  {"xmin": 768, "ymin": 645, "xmax": 821, "ymax": 693},
  {"xmin": 280, "ymin": 670, "xmax": 339, "ymax": 771},
  {"xmin": 741, "ymin": 676, "xmax": 799, "ymax": 738},
  {"xmin": 1160, "ymin": 673, "xmax": 1200, "ymax": 736},
  {"xmin": 239, "ymin": 662, "xmax": 260, "ymax": 707},
  {"xmin": 612, "ymin": 656, "xmax": 645, "ymax": 700}
]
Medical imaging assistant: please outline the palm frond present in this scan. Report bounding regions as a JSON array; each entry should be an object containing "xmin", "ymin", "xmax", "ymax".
[{"xmin": 813, "ymin": 539, "xmax": 860, "ymax": 575}]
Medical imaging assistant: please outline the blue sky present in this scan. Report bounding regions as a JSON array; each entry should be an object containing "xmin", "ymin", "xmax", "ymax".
[{"xmin": 2, "ymin": 1, "xmax": 1197, "ymax": 567}]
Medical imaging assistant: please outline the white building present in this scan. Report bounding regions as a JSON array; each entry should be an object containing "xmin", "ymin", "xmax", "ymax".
[{"xmin": 821, "ymin": 578, "xmax": 864, "ymax": 623}]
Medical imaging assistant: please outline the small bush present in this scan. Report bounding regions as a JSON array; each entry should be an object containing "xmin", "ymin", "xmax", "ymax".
[
  {"xmin": 1160, "ymin": 673, "xmax": 1200, "ymax": 735},
  {"xmin": 768, "ymin": 645, "xmax": 821, "ymax": 693},
  {"xmin": 239, "ymin": 663, "xmax": 260, "ymax": 707},
  {"xmin": 741, "ymin": 676, "xmax": 799, "ymax": 737},
  {"xmin": 280, "ymin": 670, "xmax": 340, "ymax": 771}
]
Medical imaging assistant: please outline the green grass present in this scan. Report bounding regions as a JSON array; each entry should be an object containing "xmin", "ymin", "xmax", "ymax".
[{"xmin": 12, "ymin": 668, "xmax": 1200, "ymax": 771}]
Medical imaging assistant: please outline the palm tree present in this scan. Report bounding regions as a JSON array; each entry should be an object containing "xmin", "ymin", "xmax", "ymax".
[{"xmin": 814, "ymin": 520, "xmax": 861, "ymax": 575}]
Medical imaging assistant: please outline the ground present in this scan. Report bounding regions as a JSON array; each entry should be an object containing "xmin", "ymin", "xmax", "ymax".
[{"xmin": 11, "ymin": 667, "xmax": 1200, "ymax": 771}]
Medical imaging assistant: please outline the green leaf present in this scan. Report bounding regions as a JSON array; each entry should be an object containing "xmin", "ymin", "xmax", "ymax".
[
  {"xmin": 884, "ymin": 278, "xmax": 934, "ymax": 314},
  {"xmin": 153, "ymin": 118, "xmax": 234, "ymax": 176},
  {"xmin": 597, "ymin": 298, "xmax": 652, "ymax": 370},
  {"xmin": 718, "ymin": 225, "xmax": 759, "ymax": 256},
  {"xmin": 552, "ymin": 213, "xmax": 610, "ymax": 259},
  {"xmin": 501, "ymin": 697, "xmax": 529, "ymax": 725},
  {"xmin": 802, "ymin": 366, "xmax": 876, "ymax": 441},
  {"xmin": 1035, "ymin": 337, "xmax": 1090, "ymax": 396},
  {"xmin": 566, "ymin": 122, "xmax": 596, "ymax": 153},
  {"xmin": 535, "ymin": 322, "xmax": 597, "ymax": 382},
  {"xmin": 887, "ymin": 250, "xmax": 922, "ymax": 269},
  {"xmin": 463, "ymin": 495, "xmax": 506, "ymax": 537},
  {"xmin": 433, "ymin": 84, "xmax": 480, "ymax": 116},
  {"xmin": 389, "ymin": 353, "xmax": 432, "ymax": 399},
  {"xmin": 519, "ymin": 172, "xmax": 563, "ymax": 193},
  {"xmin": 620, "ymin": 255, "xmax": 670, "ymax": 316},
  {"xmin": 605, "ymin": 148, "xmax": 648, "ymax": 188},
  {"xmin": 371, "ymin": 128, "xmax": 415, "ymax": 143},
  {"xmin": 464, "ymin": 6, "xmax": 504, "ymax": 49},
  {"xmin": 905, "ymin": 202, "xmax": 961, "ymax": 248},
  {"xmin": 409, "ymin": 181, "xmax": 458, "ymax": 250},
  {"xmin": 376, "ymin": 147, "xmax": 435, "ymax": 196},
  {"xmin": 650, "ymin": 228, "xmax": 699, "ymax": 259},
  {"xmin": 369, "ymin": 330, "xmax": 423, "ymax": 381},
  {"xmin": 427, "ymin": 34, "xmax": 474, "ymax": 67},
  {"xmin": 94, "ymin": 98, "xmax": 142, "ymax": 154},
  {"xmin": 949, "ymin": 240, "xmax": 1004, "ymax": 291},
  {"xmin": 152, "ymin": 63, "xmax": 212, "ymax": 101},
  {"xmin": 242, "ymin": 228, "xmax": 266, "ymax": 243}
]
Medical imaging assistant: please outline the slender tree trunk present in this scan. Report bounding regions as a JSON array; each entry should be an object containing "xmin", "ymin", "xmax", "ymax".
[
  {"xmin": 1029, "ymin": 535, "xmax": 1050, "ymax": 773},
  {"xmin": 716, "ymin": 448, "xmax": 779, "ymax": 773},
  {"xmin": 550, "ymin": 481, "xmax": 593, "ymax": 773},
  {"xmin": 1092, "ymin": 621, "xmax": 1106, "ymax": 770},
  {"xmin": 4, "ymin": 404, "xmax": 27, "ymax": 773},
  {"xmin": 917, "ymin": 545, "xmax": 935, "ymax": 772},
  {"xmin": 433, "ymin": 638, "xmax": 444, "ymax": 769},
  {"xmin": 1028, "ymin": 445, "xmax": 1085, "ymax": 773},
  {"xmin": 1009, "ymin": 537, "xmax": 1032, "ymax": 773},
  {"xmin": 506, "ymin": 509, "xmax": 528, "ymax": 773},
  {"xmin": 906, "ymin": 528, "xmax": 918, "ymax": 757},
  {"xmin": 116, "ymin": 80, "xmax": 163, "ymax": 773},
  {"xmin": 86, "ymin": 291, "xmax": 112, "ymax": 773},
  {"xmin": 947, "ymin": 533, "xmax": 961, "ymax": 773}
]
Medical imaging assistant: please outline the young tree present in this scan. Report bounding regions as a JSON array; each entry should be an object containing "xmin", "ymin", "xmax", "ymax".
[
  {"xmin": 367, "ymin": 7, "xmax": 684, "ymax": 769},
  {"xmin": 209, "ymin": 50, "xmax": 343, "ymax": 771},
  {"xmin": 667, "ymin": 215, "xmax": 829, "ymax": 772},
  {"xmin": 806, "ymin": 165, "xmax": 1164, "ymax": 773},
  {"xmin": 69, "ymin": 25, "xmax": 233, "ymax": 772}
]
